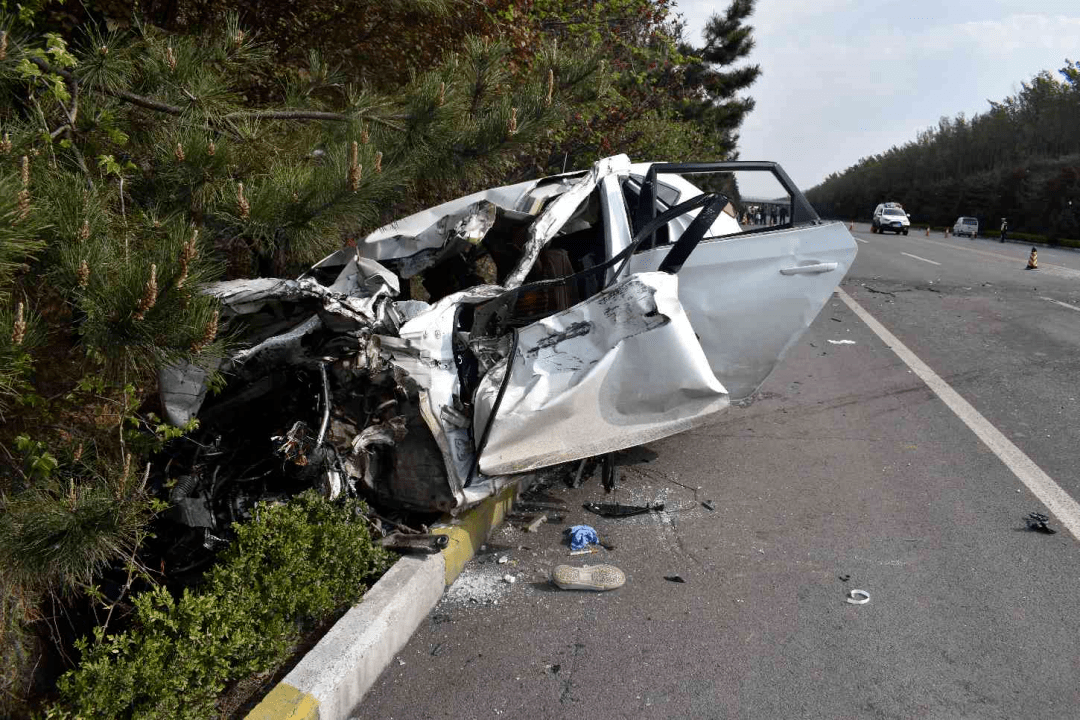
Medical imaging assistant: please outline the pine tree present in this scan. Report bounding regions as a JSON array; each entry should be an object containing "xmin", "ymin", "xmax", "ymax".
[{"xmin": 676, "ymin": 0, "xmax": 761, "ymax": 158}]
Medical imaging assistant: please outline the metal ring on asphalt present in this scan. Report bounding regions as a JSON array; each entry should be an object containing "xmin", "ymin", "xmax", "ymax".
[{"xmin": 846, "ymin": 589, "xmax": 870, "ymax": 605}]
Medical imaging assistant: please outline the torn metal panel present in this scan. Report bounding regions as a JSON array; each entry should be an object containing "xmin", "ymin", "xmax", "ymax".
[
  {"xmin": 503, "ymin": 154, "xmax": 631, "ymax": 289},
  {"xmin": 376, "ymin": 285, "xmax": 506, "ymax": 502},
  {"xmin": 475, "ymin": 272, "xmax": 729, "ymax": 475},
  {"xmin": 385, "ymin": 200, "xmax": 498, "ymax": 279},
  {"xmin": 159, "ymin": 359, "xmax": 218, "ymax": 427},
  {"xmin": 205, "ymin": 277, "xmax": 307, "ymax": 315},
  {"xmin": 357, "ymin": 174, "xmax": 586, "ymax": 263},
  {"xmin": 206, "ymin": 253, "xmax": 401, "ymax": 330}
]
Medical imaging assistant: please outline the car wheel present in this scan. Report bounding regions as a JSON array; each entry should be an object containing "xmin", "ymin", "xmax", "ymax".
[{"xmin": 903, "ymin": 230, "xmax": 908, "ymax": 235}]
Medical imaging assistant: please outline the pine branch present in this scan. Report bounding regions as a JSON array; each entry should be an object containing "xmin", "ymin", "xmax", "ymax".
[{"xmin": 28, "ymin": 56, "xmax": 407, "ymax": 129}]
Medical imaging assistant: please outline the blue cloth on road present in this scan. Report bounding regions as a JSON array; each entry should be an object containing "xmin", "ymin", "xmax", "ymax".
[{"xmin": 568, "ymin": 524, "xmax": 600, "ymax": 551}]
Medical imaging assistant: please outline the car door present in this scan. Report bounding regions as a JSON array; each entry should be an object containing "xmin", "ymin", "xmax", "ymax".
[{"xmin": 606, "ymin": 162, "xmax": 857, "ymax": 401}]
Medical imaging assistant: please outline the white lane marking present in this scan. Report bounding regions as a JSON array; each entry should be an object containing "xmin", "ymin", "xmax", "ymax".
[
  {"xmin": 913, "ymin": 237, "xmax": 1080, "ymax": 278},
  {"xmin": 901, "ymin": 252, "xmax": 941, "ymax": 266},
  {"xmin": 838, "ymin": 288, "xmax": 1080, "ymax": 541},
  {"xmin": 1040, "ymin": 296, "xmax": 1080, "ymax": 313},
  {"xmin": 855, "ymin": 237, "xmax": 869, "ymax": 244}
]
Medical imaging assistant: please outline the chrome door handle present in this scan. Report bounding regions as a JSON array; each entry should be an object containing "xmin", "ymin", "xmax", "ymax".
[{"xmin": 780, "ymin": 262, "xmax": 838, "ymax": 275}]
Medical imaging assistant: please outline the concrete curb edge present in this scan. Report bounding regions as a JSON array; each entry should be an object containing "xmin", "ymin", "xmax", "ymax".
[{"xmin": 246, "ymin": 483, "xmax": 519, "ymax": 720}]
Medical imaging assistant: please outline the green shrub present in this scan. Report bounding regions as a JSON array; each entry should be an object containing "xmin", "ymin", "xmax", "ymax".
[{"xmin": 51, "ymin": 492, "xmax": 394, "ymax": 719}]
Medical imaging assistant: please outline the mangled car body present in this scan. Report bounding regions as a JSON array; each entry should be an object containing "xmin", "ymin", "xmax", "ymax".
[{"xmin": 161, "ymin": 155, "xmax": 857, "ymax": 519}]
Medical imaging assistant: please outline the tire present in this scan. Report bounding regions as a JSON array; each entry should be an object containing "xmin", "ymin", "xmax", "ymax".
[{"xmin": 902, "ymin": 229, "xmax": 908, "ymax": 235}]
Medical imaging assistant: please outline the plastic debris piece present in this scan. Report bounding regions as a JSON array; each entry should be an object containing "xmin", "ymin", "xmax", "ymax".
[
  {"xmin": 839, "ymin": 574, "xmax": 851, "ymax": 582},
  {"xmin": 1026, "ymin": 512, "xmax": 1057, "ymax": 534},
  {"xmin": 526, "ymin": 515, "xmax": 548, "ymax": 533},
  {"xmin": 827, "ymin": 339, "xmax": 856, "ymax": 345},
  {"xmin": 582, "ymin": 501, "xmax": 663, "ymax": 518},
  {"xmin": 498, "ymin": 555, "xmax": 509, "ymax": 564},
  {"xmin": 664, "ymin": 575, "xmax": 686, "ymax": 583},
  {"xmin": 701, "ymin": 500, "xmax": 716, "ymax": 511},
  {"xmin": 570, "ymin": 548, "xmax": 598, "ymax": 556},
  {"xmin": 567, "ymin": 524, "xmax": 600, "ymax": 551},
  {"xmin": 503, "ymin": 574, "xmax": 516, "ymax": 583},
  {"xmin": 551, "ymin": 564, "xmax": 625, "ymax": 591},
  {"xmin": 845, "ymin": 589, "xmax": 870, "ymax": 605}
]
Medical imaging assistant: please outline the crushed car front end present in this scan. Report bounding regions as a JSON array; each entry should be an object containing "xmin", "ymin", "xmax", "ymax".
[{"xmin": 159, "ymin": 155, "xmax": 857, "ymax": 526}]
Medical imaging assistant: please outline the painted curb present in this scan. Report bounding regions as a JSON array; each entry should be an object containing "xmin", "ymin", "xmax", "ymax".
[
  {"xmin": 432, "ymin": 483, "xmax": 517, "ymax": 586},
  {"xmin": 246, "ymin": 483, "xmax": 519, "ymax": 720}
]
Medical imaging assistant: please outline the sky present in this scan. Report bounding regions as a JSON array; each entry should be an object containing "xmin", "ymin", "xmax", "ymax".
[{"xmin": 674, "ymin": 0, "xmax": 1080, "ymax": 195}]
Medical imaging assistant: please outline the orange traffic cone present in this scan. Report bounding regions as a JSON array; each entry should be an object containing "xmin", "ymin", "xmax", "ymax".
[{"xmin": 1026, "ymin": 247, "xmax": 1038, "ymax": 269}]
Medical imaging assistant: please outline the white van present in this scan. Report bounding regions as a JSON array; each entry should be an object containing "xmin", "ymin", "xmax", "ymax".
[{"xmin": 952, "ymin": 217, "xmax": 979, "ymax": 238}]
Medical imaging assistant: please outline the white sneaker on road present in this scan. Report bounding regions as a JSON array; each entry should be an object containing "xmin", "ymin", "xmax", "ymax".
[{"xmin": 551, "ymin": 564, "xmax": 625, "ymax": 591}]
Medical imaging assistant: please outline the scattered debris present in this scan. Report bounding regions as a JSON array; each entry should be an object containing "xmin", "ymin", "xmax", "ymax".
[
  {"xmin": 1026, "ymin": 512, "xmax": 1057, "ymax": 534},
  {"xmin": 509, "ymin": 511, "xmax": 565, "ymax": 524},
  {"xmin": 664, "ymin": 574, "xmax": 686, "ymax": 583},
  {"xmin": 571, "ymin": 458, "xmax": 590, "ymax": 488},
  {"xmin": 827, "ymin": 339, "xmax": 856, "ymax": 345},
  {"xmin": 701, "ymin": 500, "xmax": 715, "ymax": 511},
  {"xmin": 551, "ymin": 564, "xmax": 626, "ymax": 591},
  {"xmin": 444, "ymin": 565, "xmax": 512, "ymax": 605},
  {"xmin": 526, "ymin": 514, "xmax": 548, "ymax": 533},
  {"xmin": 583, "ymin": 501, "xmax": 663, "ymax": 518},
  {"xmin": 567, "ymin": 524, "xmax": 600, "ymax": 551},
  {"xmin": 503, "ymin": 574, "xmax": 517, "ymax": 583},
  {"xmin": 378, "ymin": 533, "xmax": 450, "ymax": 553},
  {"xmin": 515, "ymin": 500, "xmax": 567, "ymax": 511},
  {"xmin": 845, "ymin": 589, "xmax": 871, "ymax": 605},
  {"xmin": 862, "ymin": 285, "xmax": 896, "ymax": 296},
  {"xmin": 498, "ymin": 555, "xmax": 509, "ymax": 564},
  {"xmin": 838, "ymin": 574, "xmax": 851, "ymax": 582},
  {"xmin": 569, "ymin": 548, "xmax": 598, "ymax": 556}
]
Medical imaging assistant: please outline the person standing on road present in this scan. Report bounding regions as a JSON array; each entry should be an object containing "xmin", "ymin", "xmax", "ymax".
[{"xmin": 1000, "ymin": 218, "xmax": 1008, "ymax": 243}]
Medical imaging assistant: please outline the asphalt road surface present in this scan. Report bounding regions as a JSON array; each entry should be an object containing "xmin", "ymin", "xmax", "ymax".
[{"xmin": 352, "ymin": 225, "xmax": 1080, "ymax": 720}]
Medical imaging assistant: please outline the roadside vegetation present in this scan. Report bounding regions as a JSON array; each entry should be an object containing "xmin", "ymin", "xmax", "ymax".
[
  {"xmin": 0, "ymin": 0, "xmax": 762, "ymax": 715},
  {"xmin": 808, "ymin": 61, "xmax": 1080, "ymax": 244}
]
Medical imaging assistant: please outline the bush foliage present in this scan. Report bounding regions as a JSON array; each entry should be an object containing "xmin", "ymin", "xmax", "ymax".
[{"xmin": 51, "ymin": 492, "xmax": 393, "ymax": 719}]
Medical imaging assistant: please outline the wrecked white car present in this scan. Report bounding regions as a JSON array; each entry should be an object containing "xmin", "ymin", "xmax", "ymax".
[{"xmin": 160, "ymin": 155, "xmax": 856, "ymax": 526}]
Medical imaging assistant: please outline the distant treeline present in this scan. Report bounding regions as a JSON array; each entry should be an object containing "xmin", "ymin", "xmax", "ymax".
[{"xmin": 807, "ymin": 61, "xmax": 1080, "ymax": 242}]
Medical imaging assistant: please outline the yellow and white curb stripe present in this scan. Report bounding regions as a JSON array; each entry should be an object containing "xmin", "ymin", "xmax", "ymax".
[{"xmin": 247, "ymin": 483, "xmax": 520, "ymax": 720}]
